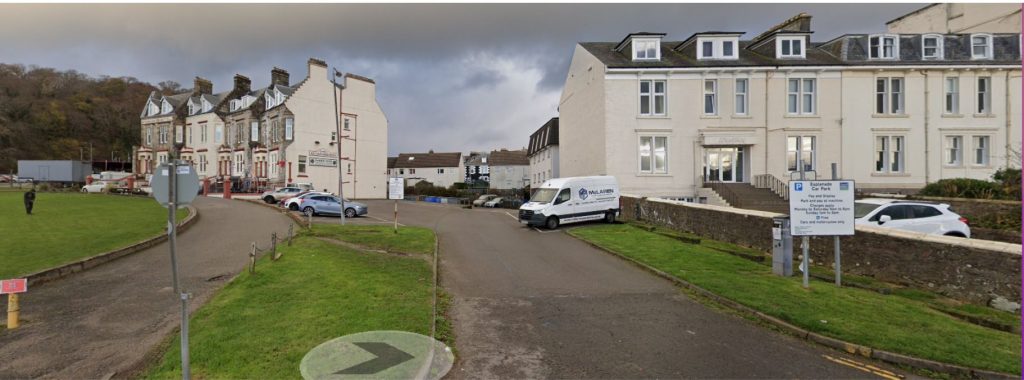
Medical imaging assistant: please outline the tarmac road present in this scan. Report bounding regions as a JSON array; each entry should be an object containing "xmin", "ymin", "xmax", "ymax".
[
  {"xmin": 352, "ymin": 200, "xmax": 913, "ymax": 379},
  {"xmin": 0, "ymin": 196, "xmax": 295, "ymax": 379}
]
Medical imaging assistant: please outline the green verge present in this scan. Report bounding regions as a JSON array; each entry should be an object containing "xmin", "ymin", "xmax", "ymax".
[
  {"xmin": 568, "ymin": 223, "xmax": 1021, "ymax": 375},
  {"xmin": 144, "ymin": 226, "xmax": 436, "ymax": 379},
  {"xmin": 0, "ymin": 192, "xmax": 187, "ymax": 279},
  {"xmin": 310, "ymin": 224, "xmax": 434, "ymax": 255}
]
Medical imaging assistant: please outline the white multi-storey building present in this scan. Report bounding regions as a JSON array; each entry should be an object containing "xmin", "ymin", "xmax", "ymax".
[
  {"xmin": 136, "ymin": 58, "xmax": 389, "ymax": 198},
  {"xmin": 558, "ymin": 11, "xmax": 1021, "ymax": 200},
  {"xmin": 527, "ymin": 117, "xmax": 559, "ymax": 187}
]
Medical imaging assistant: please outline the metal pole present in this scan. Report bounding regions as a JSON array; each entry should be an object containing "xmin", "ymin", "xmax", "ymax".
[
  {"xmin": 332, "ymin": 68, "xmax": 346, "ymax": 226},
  {"xmin": 394, "ymin": 200, "xmax": 398, "ymax": 234},
  {"xmin": 832, "ymin": 163, "xmax": 842, "ymax": 287},
  {"xmin": 799, "ymin": 158, "xmax": 809, "ymax": 289},
  {"xmin": 167, "ymin": 161, "xmax": 190, "ymax": 380}
]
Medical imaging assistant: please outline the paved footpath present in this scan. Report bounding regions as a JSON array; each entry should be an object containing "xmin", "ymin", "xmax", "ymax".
[
  {"xmin": 0, "ymin": 197, "xmax": 295, "ymax": 379},
  {"xmin": 355, "ymin": 200, "xmax": 915, "ymax": 379}
]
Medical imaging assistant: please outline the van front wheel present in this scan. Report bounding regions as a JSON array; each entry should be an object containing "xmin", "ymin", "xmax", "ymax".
[
  {"xmin": 605, "ymin": 212, "xmax": 616, "ymax": 224},
  {"xmin": 545, "ymin": 216, "xmax": 560, "ymax": 230}
]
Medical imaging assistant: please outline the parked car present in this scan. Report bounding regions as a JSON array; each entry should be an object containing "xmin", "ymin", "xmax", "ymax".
[
  {"xmin": 854, "ymin": 199, "xmax": 970, "ymax": 238},
  {"xmin": 472, "ymin": 194, "xmax": 498, "ymax": 207},
  {"xmin": 262, "ymin": 187, "xmax": 305, "ymax": 203},
  {"xmin": 298, "ymin": 195, "xmax": 368, "ymax": 218},
  {"xmin": 81, "ymin": 181, "xmax": 111, "ymax": 193},
  {"xmin": 483, "ymin": 197, "xmax": 504, "ymax": 208},
  {"xmin": 282, "ymin": 191, "xmax": 333, "ymax": 210},
  {"xmin": 519, "ymin": 176, "xmax": 620, "ymax": 229}
]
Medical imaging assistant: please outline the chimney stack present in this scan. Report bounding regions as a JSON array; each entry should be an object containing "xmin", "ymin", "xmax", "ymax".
[
  {"xmin": 233, "ymin": 74, "xmax": 251, "ymax": 93},
  {"xmin": 193, "ymin": 77, "xmax": 213, "ymax": 95},
  {"xmin": 271, "ymin": 67, "xmax": 290, "ymax": 87}
]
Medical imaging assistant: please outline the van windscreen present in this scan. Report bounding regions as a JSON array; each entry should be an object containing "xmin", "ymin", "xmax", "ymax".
[{"xmin": 531, "ymin": 188, "xmax": 559, "ymax": 203}]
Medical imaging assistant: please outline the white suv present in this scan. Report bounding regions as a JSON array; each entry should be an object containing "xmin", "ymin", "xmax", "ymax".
[{"xmin": 854, "ymin": 199, "xmax": 970, "ymax": 238}]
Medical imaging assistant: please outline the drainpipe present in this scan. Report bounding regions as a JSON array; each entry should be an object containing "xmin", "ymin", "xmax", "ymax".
[
  {"xmin": 923, "ymin": 70, "xmax": 931, "ymax": 183},
  {"xmin": 764, "ymin": 70, "xmax": 772, "ymax": 176},
  {"xmin": 1004, "ymin": 70, "xmax": 1011, "ymax": 168}
]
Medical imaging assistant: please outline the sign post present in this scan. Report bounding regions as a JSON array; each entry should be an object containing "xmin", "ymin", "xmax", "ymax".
[
  {"xmin": 788, "ymin": 167, "xmax": 855, "ymax": 290},
  {"xmin": 2, "ymin": 278, "xmax": 27, "ymax": 329},
  {"xmin": 152, "ymin": 161, "xmax": 200, "ymax": 380},
  {"xmin": 388, "ymin": 178, "xmax": 404, "ymax": 234}
]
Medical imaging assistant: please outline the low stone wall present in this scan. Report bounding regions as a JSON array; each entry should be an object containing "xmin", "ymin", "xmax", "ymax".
[
  {"xmin": 868, "ymin": 193, "xmax": 1021, "ymax": 243},
  {"xmin": 621, "ymin": 195, "xmax": 1022, "ymax": 307}
]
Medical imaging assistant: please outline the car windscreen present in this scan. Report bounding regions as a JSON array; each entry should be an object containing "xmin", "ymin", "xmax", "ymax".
[
  {"xmin": 854, "ymin": 202, "xmax": 881, "ymax": 218},
  {"xmin": 531, "ymin": 188, "xmax": 559, "ymax": 203}
]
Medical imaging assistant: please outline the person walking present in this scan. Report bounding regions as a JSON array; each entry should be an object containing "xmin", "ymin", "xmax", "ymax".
[{"xmin": 24, "ymin": 188, "xmax": 36, "ymax": 215}]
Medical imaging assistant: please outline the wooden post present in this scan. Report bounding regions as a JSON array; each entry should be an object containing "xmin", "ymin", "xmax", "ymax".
[
  {"xmin": 6, "ymin": 293, "xmax": 19, "ymax": 329},
  {"xmin": 287, "ymin": 224, "xmax": 294, "ymax": 247},
  {"xmin": 271, "ymin": 233, "xmax": 278, "ymax": 261},
  {"xmin": 394, "ymin": 200, "xmax": 398, "ymax": 234},
  {"xmin": 249, "ymin": 242, "xmax": 256, "ymax": 274}
]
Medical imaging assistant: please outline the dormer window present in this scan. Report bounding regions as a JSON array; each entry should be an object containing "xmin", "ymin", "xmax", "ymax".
[
  {"xmin": 633, "ymin": 38, "xmax": 661, "ymax": 60},
  {"xmin": 146, "ymin": 101, "xmax": 159, "ymax": 117},
  {"xmin": 201, "ymin": 98, "xmax": 212, "ymax": 113},
  {"xmin": 187, "ymin": 100, "xmax": 198, "ymax": 115},
  {"xmin": 696, "ymin": 37, "xmax": 739, "ymax": 60},
  {"xmin": 971, "ymin": 34, "xmax": 992, "ymax": 59},
  {"xmin": 869, "ymin": 34, "xmax": 898, "ymax": 59},
  {"xmin": 777, "ymin": 36, "xmax": 805, "ymax": 59},
  {"xmin": 229, "ymin": 99, "xmax": 241, "ymax": 112},
  {"xmin": 265, "ymin": 92, "xmax": 275, "ymax": 110},
  {"xmin": 922, "ymin": 35, "xmax": 943, "ymax": 59},
  {"xmin": 241, "ymin": 95, "xmax": 254, "ymax": 109},
  {"xmin": 160, "ymin": 99, "xmax": 172, "ymax": 114}
]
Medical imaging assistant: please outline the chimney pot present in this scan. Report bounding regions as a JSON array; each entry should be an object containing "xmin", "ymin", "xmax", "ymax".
[
  {"xmin": 193, "ymin": 76, "xmax": 213, "ymax": 95},
  {"xmin": 233, "ymin": 74, "xmax": 251, "ymax": 93},
  {"xmin": 271, "ymin": 67, "xmax": 290, "ymax": 87}
]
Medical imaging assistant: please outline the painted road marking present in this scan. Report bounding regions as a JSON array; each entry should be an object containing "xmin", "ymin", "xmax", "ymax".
[
  {"xmin": 822, "ymin": 354, "xmax": 902, "ymax": 380},
  {"xmin": 504, "ymin": 211, "xmax": 518, "ymax": 220},
  {"xmin": 367, "ymin": 215, "xmax": 406, "ymax": 226}
]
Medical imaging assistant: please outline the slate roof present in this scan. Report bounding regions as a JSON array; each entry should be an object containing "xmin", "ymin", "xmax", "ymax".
[
  {"xmin": 463, "ymin": 152, "xmax": 489, "ymax": 166},
  {"xmin": 394, "ymin": 152, "xmax": 462, "ymax": 168},
  {"xmin": 387, "ymin": 156, "xmax": 397, "ymax": 169},
  {"xmin": 488, "ymin": 149, "xmax": 529, "ymax": 166},
  {"xmin": 527, "ymin": 118, "xmax": 558, "ymax": 157},
  {"xmin": 582, "ymin": 32, "xmax": 1020, "ymax": 69}
]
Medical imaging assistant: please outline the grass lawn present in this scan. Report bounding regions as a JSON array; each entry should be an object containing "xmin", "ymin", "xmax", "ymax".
[
  {"xmin": 144, "ymin": 226, "xmax": 437, "ymax": 379},
  {"xmin": 310, "ymin": 224, "xmax": 435, "ymax": 255},
  {"xmin": 0, "ymin": 191, "xmax": 187, "ymax": 279},
  {"xmin": 568, "ymin": 223, "xmax": 1021, "ymax": 375}
]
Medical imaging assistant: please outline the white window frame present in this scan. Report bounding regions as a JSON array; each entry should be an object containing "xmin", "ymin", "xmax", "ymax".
[
  {"xmin": 786, "ymin": 78, "xmax": 815, "ymax": 115},
  {"xmin": 703, "ymin": 79, "xmax": 717, "ymax": 115},
  {"xmin": 970, "ymin": 34, "xmax": 992, "ymax": 60},
  {"xmin": 187, "ymin": 101, "xmax": 197, "ymax": 116},
  {"xmin": 201, "ymin": 98, "xmax": 212, "ymax": 113},
  {"xmin": 638, "ymin": 80, "xmax": 666, "ymax": 116},
  {"xmin": 146, "ymin": 128, "xmax": 152, "ymax": 145},
  {"xmin": 200, "ymin": 124, "xmax": 208, "ymax": 143},
  {"xmin": 945, "ymin": 135, "xmax": 963, "ymax": 166},
  {"xmin": 922, "ymin": 34, "xmax": 943, "ymax": 60},
  {"xmin": 250, "ymin": 121, "xmax": 259, "ymax": 143},
  {"xmin": 786, "ymin": 135, "xmax": 816, "ymax": 172},
  {"xmin": 976, "ymin": 76, "xmax": 991, "ymax": 114},
  {"xmin": 147, "ymin": 102, "xmax": 159, "ymax": 117},
  {"xmin": 638, "ymin": 135, "xmax": 669, "ymax": 174},
  {"xmin": 632, "ymin": 38, "xmax": 661, "ymax": 60},
  {"xmin": 215, "ymin": 125, "xmax": 223, "ymax": 144},
  {"xmin": 161, "ymin": 99, "xmax": 172, "ymax": 114},
  {"xmin": 875, "ymin": 135, "xmax": 905, "ymax": 173},
  {"xmin": 869, "ymin": 34, "xmax": 899, "ymax": 60},
  {"xmin": 285, "ymin": 118, "xmax": 294, "ymax": 141},
  {"xmin": 875, "ymin": 77, "xmax": 904, "ymax": 115},
  {"xmin": 734, "ymin": 78, "xmax": 748, "ymax": 115},
  {"xmin": 229, "ymin": 99, "xmax": 241, "ymax": 112},
  {"xmin": 696, "ymin": 37, "xmax": 739, "ymax": 60},
  {"xmin": 944, "ymin": 77, "xmax": 959, "ymax": 114},
  {"xmin": 776, "ymin": 36, "xmax": 806, "ymax": 59},
  {"xmin": 973, "ymin": 135, "xmax": 990, "ymax": 166}
]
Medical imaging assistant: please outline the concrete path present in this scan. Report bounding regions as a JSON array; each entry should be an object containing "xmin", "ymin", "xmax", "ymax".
[
  {"xmin": 0, "ymin": 197, "xmax": 295, "ymax": 379},
  {"xmin": 354, "ymin": 200, "xmax": 913, "ymax": 379}
]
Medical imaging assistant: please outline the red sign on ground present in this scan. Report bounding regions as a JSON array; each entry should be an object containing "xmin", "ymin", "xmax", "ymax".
[{"xmin": 1, "ymin": 279, "xmax": 27, "ymax": 294}]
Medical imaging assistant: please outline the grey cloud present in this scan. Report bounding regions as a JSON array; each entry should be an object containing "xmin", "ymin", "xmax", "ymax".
[{"xmin": 0, "ymin": 3, "xmax": 922, "ymax": 155}]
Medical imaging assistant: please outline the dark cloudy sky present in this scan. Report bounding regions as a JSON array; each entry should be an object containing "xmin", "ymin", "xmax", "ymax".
[{"xmin": 0, "ymin": 3, "xmax": 922, "ymax": 155}]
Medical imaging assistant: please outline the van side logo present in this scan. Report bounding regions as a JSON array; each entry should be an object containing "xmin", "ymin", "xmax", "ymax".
[{"xmin": 578, "ymin": 188, "xmax": 589, "ymax": 200}]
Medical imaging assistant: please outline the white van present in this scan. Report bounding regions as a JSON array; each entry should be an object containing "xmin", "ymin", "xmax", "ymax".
[{"xmin": 518, "ymin": 176, "xmax": 620, "ymax": 229}]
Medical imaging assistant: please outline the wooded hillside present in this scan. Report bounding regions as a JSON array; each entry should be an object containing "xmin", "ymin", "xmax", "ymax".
[{"xmin": 0, "ymin": 64, "xmax": 182, "ymax": 172}]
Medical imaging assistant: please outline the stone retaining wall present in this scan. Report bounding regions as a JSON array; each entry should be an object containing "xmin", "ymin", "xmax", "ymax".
[{"xmin": 621, "ymin": 195, "xmax": 1022, "ymax": 307}]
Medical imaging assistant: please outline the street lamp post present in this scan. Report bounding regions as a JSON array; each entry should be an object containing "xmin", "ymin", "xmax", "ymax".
[{"xmin": 332, "ymin": 68, "xmax": 346, "ymax": 226}]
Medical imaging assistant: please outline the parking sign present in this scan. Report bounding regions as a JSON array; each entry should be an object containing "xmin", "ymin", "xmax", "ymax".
[
  {"xmin": 789, "ymin": 180, "xmax": 855, "ymax": 236},
  {"xmin": 388, "ymin": 178, "xmax": 404, "ymax": 200}
]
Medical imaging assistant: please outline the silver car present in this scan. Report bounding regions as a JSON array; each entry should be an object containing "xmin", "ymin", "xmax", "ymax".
[
  {"xmin": 298, "ymin": 195, "xmax": 368, "ymax": 218},
  {"xmin": 473, "ymin": 194, "xmax": 498, "ymax": 207}
]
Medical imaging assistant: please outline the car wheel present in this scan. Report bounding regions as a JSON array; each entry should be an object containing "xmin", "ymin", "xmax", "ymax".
[
  {"xmin": 545, "ymin": 216, "xmax": 559, "ymax": 230},
  {"xmin": 264, "ymin": 196, "xmax": 276, "ymax": 204},
  {"xmin": 605, "ymin": 212, "xmax": 616, "ymax": 224},
  {"xmin": 345, "ymin": 208, "xmax": 357, "ymax": 218},
  {"xmin": 81, "ymin": 188, "xmax": 89, "ymax": 193},
  {"xmin": 303, "ymin": 207, "xmax": 316, "ymax": 217},
  {"xmin": 289, "ymin": 203, "xmax": 299, "ymax": 211}
]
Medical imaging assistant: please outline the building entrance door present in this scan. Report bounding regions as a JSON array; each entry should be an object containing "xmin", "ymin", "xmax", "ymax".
[{"xmin": 704, "ymin": 147, "xmax": 744, "ymax": 182}]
